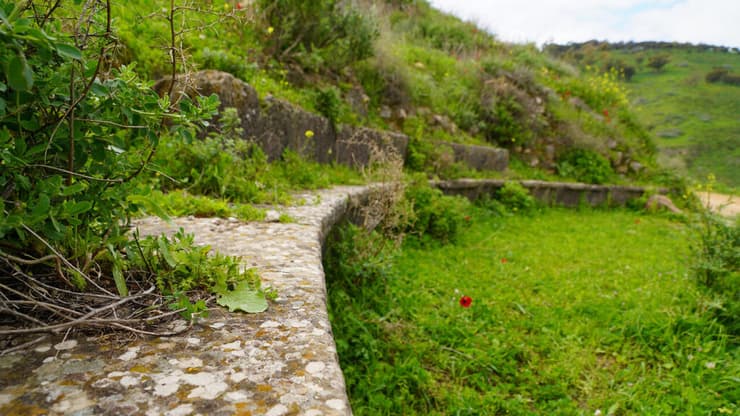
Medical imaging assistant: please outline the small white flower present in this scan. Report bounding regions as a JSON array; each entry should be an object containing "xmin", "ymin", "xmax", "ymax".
[{"xmin": 705, "ymin": 361, "xmax": 716, "ymax": 369}]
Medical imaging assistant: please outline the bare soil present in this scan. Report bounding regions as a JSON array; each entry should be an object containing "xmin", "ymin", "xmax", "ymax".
[{"xmin": 698, "ymin": 192, "xmax": 739, "ymax": 218}]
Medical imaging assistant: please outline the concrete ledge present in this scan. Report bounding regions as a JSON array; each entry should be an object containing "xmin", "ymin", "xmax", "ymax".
[
  {"xmin": 0, "ymin": 186, "xmax": 371, "ymax": 416},
  {"xmin": 434, "ymin": 179, "xmax": 651, "ymax": 207}
]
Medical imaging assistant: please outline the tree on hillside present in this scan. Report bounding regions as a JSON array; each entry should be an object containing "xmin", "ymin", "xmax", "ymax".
[{"xmin": 648, "ymin": 54, "xmax": 671, "ymax": 71}]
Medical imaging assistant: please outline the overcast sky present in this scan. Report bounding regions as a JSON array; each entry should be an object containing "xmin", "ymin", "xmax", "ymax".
[{"xmin": 427, "ymin": 0, "xmax": 740, "ymax": 48}]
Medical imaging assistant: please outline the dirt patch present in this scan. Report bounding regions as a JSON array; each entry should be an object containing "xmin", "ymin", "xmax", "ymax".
[{"xmin": 698, "ymin": 192, "xmax": 739, "ymax": 218}]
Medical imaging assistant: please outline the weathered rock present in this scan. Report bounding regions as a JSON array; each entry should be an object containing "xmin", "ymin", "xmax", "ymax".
[
  {"xmin": 258, "ymin": 97, "xmax": 335, "ymax": 163},
  {"xmin": 434, "ymin": 179, "xmax": 652, "ymax": 208},
  {"xmin": 645, "ymin": 194, "xmax": 682, "ymax": 213},
  {"xmin": 444, "ymin": 143, "xmax": 509, "ymax": 172},
  {"xmin": 629, "ymin": 161, "xmax": 644, "ymax": 173},
  {"xmin": 153, "ymin": 70, "xmax": 261, "ymax": 136},
  {"xmin": 345, "ymin": 87, "xmax": 369, "ymax": 119},
  {"xmin": 335, "ymin": 126, "xmax": 409, "ymax": 167}
]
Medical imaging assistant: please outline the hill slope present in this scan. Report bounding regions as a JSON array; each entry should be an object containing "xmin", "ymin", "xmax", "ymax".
[{"xmin": 547, "ymin": 42, "xmax": 740, "ymax": 191}]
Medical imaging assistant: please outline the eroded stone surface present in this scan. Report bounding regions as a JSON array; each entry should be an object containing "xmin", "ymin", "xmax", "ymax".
[{"xmin": 0, "ymin": 186, "xmax": 367, "ymax": 416}]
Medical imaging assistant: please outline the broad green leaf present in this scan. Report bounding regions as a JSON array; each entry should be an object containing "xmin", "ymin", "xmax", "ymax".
[
  {"xmin": 63, "ymin": 200, "xmax": 92, "ymax": 216},
  {"xmin": 216, "ymin": 281, "xmax": 268, "ymax": 313},
  {"xmin": 108, "ymin": 246, "xmax": 129, "ymax": 297},
  {"xmin": 60, "ymin": 182, "xmax": 86, "ymax": 196},
  {"xmin": 56, "ymin": 43, "xmax": 82, "ymax": 60},
  {"xmin": 157, "ymin": 237, "xmax": 177, "ymax": 268},
  {"xmin": 31, "ymin": 194, "xmax": 50, "ymax": 219},
  {"xmin": 7, "ymin": 54, "xmax": 33, "ymax": 91}
]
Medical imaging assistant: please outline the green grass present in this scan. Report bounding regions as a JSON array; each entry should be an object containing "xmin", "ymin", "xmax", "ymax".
[{"xmin": 327, "ymin": 208, "xmax": 739, "ymax": 415}]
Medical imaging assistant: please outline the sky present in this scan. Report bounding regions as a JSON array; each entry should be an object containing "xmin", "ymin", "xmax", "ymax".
[{"xmin": 427, "ymin": 0, "xmax": 740, "ymax": 48}]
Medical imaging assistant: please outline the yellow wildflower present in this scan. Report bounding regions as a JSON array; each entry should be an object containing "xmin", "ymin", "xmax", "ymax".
[{"xmin": 305, "ymin": 130, "xmax": 314, "ymax": 138}]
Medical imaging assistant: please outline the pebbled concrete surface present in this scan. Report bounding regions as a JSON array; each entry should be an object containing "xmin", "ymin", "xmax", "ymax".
[{"xmin": 0, "ymin": 186, "xmax": 369, "ymax": 416}]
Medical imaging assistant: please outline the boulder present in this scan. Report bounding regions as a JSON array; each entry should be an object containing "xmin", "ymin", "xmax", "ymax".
[
  {"xmin": 258, "ymin": 97, "xmax": 334, "ymax": 162},
  {"xmin": 645, "ymin": 194, "xmax": 682, "ymax": 214},
  {"xmin": 445, "ymin": 143, "xmax": 509, "ymax": 172},
  {"xmin": 335, "ymin": 126, "xmax": 409, "ymax": 167},
  {"xmin": 153, "ymin": 70, "xmax": 261, "ymax": 135}
]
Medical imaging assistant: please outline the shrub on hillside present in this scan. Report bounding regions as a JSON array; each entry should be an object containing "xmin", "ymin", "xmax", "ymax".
[
  {"xmin": 257, "ymin": 0, "xmax": 378, "ymax": 72},
  {"xmin": 404, "ymin": 179, "xmax": 470, "ymax": 244},
  {"xmin": 706, "ymin": 67, "xmax": 740, "ymax": 86},
  {"xmin": 647, "ymin": 54, "xmax": 671, "ymax": 71},
  {"xmin": 556, "ymin": 148, "xmax": 614, "ymax": 184}
]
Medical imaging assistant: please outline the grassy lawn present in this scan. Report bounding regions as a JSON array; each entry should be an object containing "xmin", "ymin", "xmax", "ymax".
[{"xmin": 327, "ymin": 208, "xmax": 738, "ymax": 415}]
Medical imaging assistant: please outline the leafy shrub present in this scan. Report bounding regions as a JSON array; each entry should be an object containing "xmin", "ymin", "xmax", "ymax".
[
  {"xmin": 496, "ymin": 181, "xmax": 536, "ymax": 213},
  {"xmin": 0, "ymin": 1, "xmax": 270, "ymax": 332},
  {"xmin": 692, "ymin": 213, "xmax": 740, "ymax": 335},
  {"xmin": 706, "ymin": 67, "xmax": 729, "ymax": 83},
  {"xmin": 556, "ymin": 149, "xmax": 614, "ymax": 184},
  {"xmin": 403, "ymin": 179, "xmax": 470, "ymax": 243},
  {"xmin": 314, "ymin": 86, "xmax": 342, "ymax": 127},
  {"xmin": 257, "ymin": 0, "xmax": 378, "ymax": 72},
  {"xmin": 706, "ymin": 67, "xmax": 740, "ymax": 86},
  {"xmin": 647, "ymin": 54, "xmax": 670, "ymax": 71}
]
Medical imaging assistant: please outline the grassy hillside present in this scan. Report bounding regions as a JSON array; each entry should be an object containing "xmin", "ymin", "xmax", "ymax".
[
  {"xmin": 547, "ymin": 42, "xmax": 740, "ymax": 192},
  {"xmin": 106, "ymin": 0, "xmax": 662, "ymax": 185}
]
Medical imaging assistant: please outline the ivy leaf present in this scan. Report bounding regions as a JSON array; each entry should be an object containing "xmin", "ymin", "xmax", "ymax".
[
  {"xmin": 216, "ymin": 281, "xmax": 268, "ymax": 313},
  {"xmin": 55, "ymin": 43, "xmax": 82, "ymax": 61},
  {"xmin": 7, "ymin": 54, "xmax": 33, "ymax": 91}
]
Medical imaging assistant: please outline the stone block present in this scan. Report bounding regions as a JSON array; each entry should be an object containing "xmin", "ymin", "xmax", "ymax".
[
  {"xmin": 335, "ymin": 126, "xmax": 409, "ymax": 168},
  {"xmin": 445, "ymin": 143, "xmax": 509, "ymax": 172},
  {"xmin": 258, "ymin": 97, "xmax": 334, "ymax": 162}
]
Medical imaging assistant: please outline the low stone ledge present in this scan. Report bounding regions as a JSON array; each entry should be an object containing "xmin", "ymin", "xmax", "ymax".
[
  {"xmin": 0, "ymin": 186, "xmax": 369, "ymax": 416},
  {"xmin": 434, "ymin": 179, "xmax": 651, "ymax": 207}
]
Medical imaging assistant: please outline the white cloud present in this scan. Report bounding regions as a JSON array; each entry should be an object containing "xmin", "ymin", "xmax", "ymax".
[{"xmin": 426, "ymin": 0, "xmax": 740, "ymax": 47}]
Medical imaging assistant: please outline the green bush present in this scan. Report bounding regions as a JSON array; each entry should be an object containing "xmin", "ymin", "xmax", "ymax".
[
  {"xmin": 556, "ymin": 148, "xmax": 614, "ymax": 184},
  {"xmin": 403, "ymin": 179, "xmax": 470, "ymax": 243},
  {"xmin": 497, "ymin": 181, "xmax": 536, "ymax": 213},
  {"xmin": 647, "ymin": 54, "xmax": 671, "ymax": 71},
  {"xmin": 257, "ymin": 0, "xmax": 378, "ymax": 72},
  {"xmin": 692, "ymin": 214, "xmax": 740, "ymax": 336},
  {"xmin": 0, "ymin": 0, "xmax": 270, "ymax": 330}
]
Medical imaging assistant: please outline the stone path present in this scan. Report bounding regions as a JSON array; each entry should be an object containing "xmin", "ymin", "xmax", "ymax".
[{"xmin": 0, "ymin": 186, "xmax": 369, "ymax": 416}]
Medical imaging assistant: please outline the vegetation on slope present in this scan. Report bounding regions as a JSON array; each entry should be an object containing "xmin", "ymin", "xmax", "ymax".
[{"xmin": 546, "ymin": 41, "xmax": 740, "ymax": 192}]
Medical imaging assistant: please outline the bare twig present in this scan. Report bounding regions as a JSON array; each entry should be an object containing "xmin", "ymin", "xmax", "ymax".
[
  {"xmin": 21, "ymin": 224, "xmax": 116, "ymax": 297},
  {"xmin": 0, "ymin": 335, "xmax": 48, "ymax": 356},
  {"xmin": 0, "ymin": 286, "xmax": 156, "ymax": 335}
]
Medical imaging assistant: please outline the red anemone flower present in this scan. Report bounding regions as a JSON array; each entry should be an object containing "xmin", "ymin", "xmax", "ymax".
[
  {"xmin": 459, "ymin": 296, "xmax": 472, "ymax": 308},
  {"xmin": 501, "ymin": 258, "xmax": 508, "ymax": 264}
]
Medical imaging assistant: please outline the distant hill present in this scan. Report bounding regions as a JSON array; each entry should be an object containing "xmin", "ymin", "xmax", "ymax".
[{"xmin": 546, "ymin": 41, "xmax": 740, "ymax": 191}]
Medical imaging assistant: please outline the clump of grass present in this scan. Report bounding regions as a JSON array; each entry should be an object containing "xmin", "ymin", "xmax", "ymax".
[{"xmin": 327, "ymin": 208, "xmax": 738, "ymax": 415}]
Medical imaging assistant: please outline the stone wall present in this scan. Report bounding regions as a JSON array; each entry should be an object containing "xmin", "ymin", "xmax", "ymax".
[
  {"xmin": 434, "ymin": 179, "xmax": 652, "ymax": 207},
  {"xmin": 157, "ymin": 70, "xmax": 508, "ymax": 172}
]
